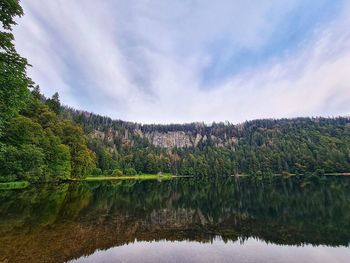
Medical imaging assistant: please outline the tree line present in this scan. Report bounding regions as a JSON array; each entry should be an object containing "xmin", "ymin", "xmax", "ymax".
[{"xmin": 64, "ymin": 106, "xmax": 350, "ymax": 177}]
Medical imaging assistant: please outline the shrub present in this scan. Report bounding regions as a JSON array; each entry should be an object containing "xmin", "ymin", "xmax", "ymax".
[
  {"xmin": 112, "ymin": 169, "xmax": 123, "ymax": 177},
  {"xmin": 92, "ymin": 168, "xmax": 102, "ymax": 176},
  {"xmin": 124, "ymin": 168, "xmax": 137, "ymax": 176}
]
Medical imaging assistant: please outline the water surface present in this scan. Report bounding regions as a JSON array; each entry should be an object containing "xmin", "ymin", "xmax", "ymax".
[{"xmin": 0, "ymin": 176, "xmax": 349, "ymax": 262}]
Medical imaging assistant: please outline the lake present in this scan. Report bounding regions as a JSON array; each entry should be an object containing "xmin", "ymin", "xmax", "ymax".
[{"xmin": 0, "ymin": 176, "xmax": 349, "ymax": 263}]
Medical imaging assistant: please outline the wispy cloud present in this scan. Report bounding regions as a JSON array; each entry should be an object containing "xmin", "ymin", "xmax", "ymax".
[{"xmin": 13, "ymin": 0, "xmax": 350, "ymax": 123}]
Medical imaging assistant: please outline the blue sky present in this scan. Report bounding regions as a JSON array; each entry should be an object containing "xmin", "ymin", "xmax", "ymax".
[{"xmin": 14, "ymin": 0, "xmax": 350, "ymax": 123}]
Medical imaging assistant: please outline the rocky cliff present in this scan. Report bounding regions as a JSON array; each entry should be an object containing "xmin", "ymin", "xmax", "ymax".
[{"xmin": 90, "ymin": 128, "xmax": 238, "ymax": 149}]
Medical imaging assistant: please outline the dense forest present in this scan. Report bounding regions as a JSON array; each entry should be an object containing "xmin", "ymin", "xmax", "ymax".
[
  {"xmin": 1, "ymin": 1, "xmax": 350, "ymax": 183},
  {"xmin": 0, "ymin": 1, "xmax": 94, "ymax": 182},
  {"xmin": 65, "ymin": 108, "xmax": 350, "ymax": 178}
]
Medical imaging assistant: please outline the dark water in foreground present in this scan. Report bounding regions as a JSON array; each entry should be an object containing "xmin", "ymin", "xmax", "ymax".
[{"xmin": 0, "ymin": 176, "xmax": 349, "ymax": 263}]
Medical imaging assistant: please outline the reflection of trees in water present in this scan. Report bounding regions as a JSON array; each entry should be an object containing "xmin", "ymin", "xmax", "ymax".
[{"xmin": 0, "ymin": 177, "xmax": 349, "ymax": 263}]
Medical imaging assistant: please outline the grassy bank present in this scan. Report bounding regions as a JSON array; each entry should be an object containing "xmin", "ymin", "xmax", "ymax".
[
  {"xmin": 76, "ymin": 173, "xmax": 175, "ymax": 181},
  {"xmin": 0, "ymin": 181, "xmax": 30, "ymax": 190}
]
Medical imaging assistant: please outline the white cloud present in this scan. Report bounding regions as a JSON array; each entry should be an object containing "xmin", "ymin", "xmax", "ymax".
[{"xmin": 13, "ymin": 0, "xmax": 350, "ymax": 123}]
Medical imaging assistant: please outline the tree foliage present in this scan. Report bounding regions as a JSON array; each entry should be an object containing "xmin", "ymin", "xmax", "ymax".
[
  {"xmin": 64, "ymin": 106, "xmax": 350, "ymax": 178},
  {"xmin": 0, "ymin": 1, "xmax": 95, "ymax": 182},
  {"xmin": 0, "ymin": 0, "xmax": 31, "ymax": 125},
  {"xmin": 0, "ymin": 93, "xmax": 95, "ymax": 182}
]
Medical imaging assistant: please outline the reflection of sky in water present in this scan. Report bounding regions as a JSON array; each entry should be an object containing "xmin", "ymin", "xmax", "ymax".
[{"xmin": 70, "ymin": 238, "xmax": 350, "ymax": 263}]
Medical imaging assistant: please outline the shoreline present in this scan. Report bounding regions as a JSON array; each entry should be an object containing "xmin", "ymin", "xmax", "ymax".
[
  {"xmin": 1, "ymin": 173, "xmax": 349, "ymax": 189},
  {"xmin": 74, "ymin": 173, "xmax": 177, "ymax": 181}
]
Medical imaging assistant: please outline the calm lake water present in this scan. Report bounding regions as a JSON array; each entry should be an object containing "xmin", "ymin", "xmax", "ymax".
[{"xmin": 0, "ymin": 176, "xmax": 349, "ymax": 263}]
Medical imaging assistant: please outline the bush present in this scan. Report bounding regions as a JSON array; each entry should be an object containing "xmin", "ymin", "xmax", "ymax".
[
  {"xmin": 112, "ymin": 169, "xmax": 123, "ymax": 177},
  {"xmin": 124, "ymin": 168, "xmax": 137, "ymax": 176},
  {"xmin": 92, "ymin": 168, "xmax": 102, "ymax": 176}
]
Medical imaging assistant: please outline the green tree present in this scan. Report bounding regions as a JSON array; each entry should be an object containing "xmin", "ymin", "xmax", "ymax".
[
  {"xmin": 59, "ymin": 120, "xmax": 96, "ymax": 178},
  {"xmin": 17, "ymin": 144, "xmax": 45, "ymax": 181},
  {"xmin": 42, "ymin": 129, "xmax": 71, "ymax": 180},
  {"xmin": 2, "ymin": 116, "xmax": 45, "ymax": 146},
  {"xmin": 46, "ymin": 92, "xmax": 61, "ymax": 115},
  {"xmin": 0, "ymin": 0, "xmax": 32, "ymax": 127},
  {"xmin": 112, "ymin": 169, "xmax": 123, "ymax": 177},
  {"xmin": 124, "ymin": 167, "xmax": 137, "ymax": 175}
]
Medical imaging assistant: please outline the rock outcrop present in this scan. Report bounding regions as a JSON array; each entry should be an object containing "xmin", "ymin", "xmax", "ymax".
[
  {"xmin": 145, "ymin": 131, "xmax": 194, "ymax": 148},
  {"xmin": 90, "ymin": 128, "xmax": 238, "ymax": 149}
]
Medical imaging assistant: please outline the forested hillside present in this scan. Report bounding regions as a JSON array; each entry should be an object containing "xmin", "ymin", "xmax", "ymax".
[
  {"xmin": 62, "ymin": 107, "xmax": 350, "ymax": 177},
  {"xmin": 1, "ymin": 0, "xmax": 350, "ymax": 183}
]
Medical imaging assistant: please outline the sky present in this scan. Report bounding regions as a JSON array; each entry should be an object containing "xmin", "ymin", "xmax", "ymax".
[{"xmin": 13, "ymin": 0, "xmax": 350, "ymax": 124}]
